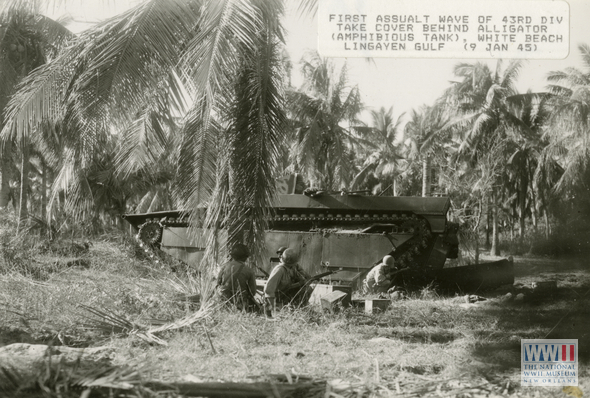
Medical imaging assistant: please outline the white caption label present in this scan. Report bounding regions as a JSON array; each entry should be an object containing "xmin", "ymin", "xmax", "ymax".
[{"xmin": 318, "ymin": 0, "xmax": 569, "ymax": 59}]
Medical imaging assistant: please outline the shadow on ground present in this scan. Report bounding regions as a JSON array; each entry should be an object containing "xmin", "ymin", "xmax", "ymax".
[
  {"xmin": 0, "ymin": 326, "xmax": 58, "ymax": 347},
  {"xmin": 468, "ymin": 282, "xmax": 590, "ymax": 371},
  {"xmin": 0, "ymin": 325, "xmax": 96, "ymax": 348},
  {"xmin": 387, "ymin": 329, "xmax": 459, "ymax": 344}
]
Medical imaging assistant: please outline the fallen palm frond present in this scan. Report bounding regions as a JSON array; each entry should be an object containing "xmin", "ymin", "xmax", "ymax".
[
  {"xmin": 147, "ymin": 298, "xmax": 218, "ymax": 334},
  {"xmin": 166, "ymin": 274, "xmax": 203, "ymax": 304},
  {"xmin": 80, "ymin": 305, "xmax": 137, "ymax": 335},
  {"xmin": 80, "ymin": 304, "xmax": 167, "ymax": 346},
  {"xmin": 0, "ymin": 333, "xmax": 522, "ymax": 398},
  {"xmin": 80, "ymin": 298, "xmax": 220, "ymax": 346},
  {"xmin": 1, "ymin": 355, "xmax": 154, "ymax": 396},
  {"xmin": 165, "ymin": 272, "xmax": 218, "ymax": 308},
  {"xmin": 72, "ymin": 363, "xmax": 144, "ymax": 390},
  {"xmin": 0, "ymin": 359, "xmax": 517, "ymax": 398}
]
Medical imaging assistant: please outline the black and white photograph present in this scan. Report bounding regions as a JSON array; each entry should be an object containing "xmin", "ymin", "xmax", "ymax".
[{"xmin": 0, "ymin": 0, "xmax": 589, "ymax": 396}]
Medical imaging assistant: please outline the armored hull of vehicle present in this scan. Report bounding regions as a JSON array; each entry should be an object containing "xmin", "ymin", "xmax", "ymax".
[{"xmin": 123, "ymin": 193, "xmax": 459, "ymax": 289}]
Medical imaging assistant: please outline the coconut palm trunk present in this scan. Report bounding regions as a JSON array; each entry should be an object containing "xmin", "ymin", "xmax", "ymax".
[
  {"xmin": 490, "ymin": 191, "xmax": 500, "ymax": 256},
  {"xmin": 0, "ymin": 140, "xmax": 12, "ymax": 208},
  {"xmin": 519, "ymin": 173, "xmax": 528, "ymax": 239},
  {"xmin": 544, "ymin": 208, "xmax": 550, "ymax": 239},
  {"xmin": 17, "ymin": 143, "xmax": 30, "ymax": 232},
  {"xmin": 485, "ymin": 200, "xmax": 491, "ymax": 249},
  {"xmin": 422, "ymin": 156, "xmax": 431, "ymax": 197},
  {"xmin": 41, "ymin": 162, "xmax": 47, "ymax": 220}
]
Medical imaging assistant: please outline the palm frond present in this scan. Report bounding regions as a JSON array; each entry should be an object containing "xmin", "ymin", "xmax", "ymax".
[
  {"xmin": 500, "ymin": 59, "xmax": 522, "ymax": 93},
  {"xmin": 68, "ymin": 0, "xmax": 196, "ymax": 129},
  {"xmin": 148, "ymin": 299, "xmax": 218, "ymax": 334},
  {"xmin": 80, "ymin": 304, "xmax": 136, "ymax": 335},
  {"xmin": 215, "ymin": 32, "xmax": 286, "ymax": 262},
  {"xmin": 115, "ymin": 100, "xmax": 177, "ymax": 179},
  {"xmin": 351, "ymin": 162, "xmax": 376, "ymax": 190},
  {"xmin": 0, "ymin": 0, "xmax": 41, "ymax": 16},
  {"xmin": 175, "ymin": 96, "xmax": 220, "ymax": 212},
  {"xmin": 579, "ymin": 43, "xmax": 590, "ymax": 72},
  {"xmin": 298, "ymin": 0, "xmax": 318, "ymax": 17},
  {"xmin": 547, "ymin": 67, "xmax": 590, "ymax": 87}
]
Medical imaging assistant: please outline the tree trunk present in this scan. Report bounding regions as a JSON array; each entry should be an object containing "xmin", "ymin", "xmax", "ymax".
[
  {"xmin": 42, "ymin": 162, "xmax": 47, "ymax": 215},
  {"xmin": 421, "ymin": 157, "xmax": 431, "ymax": 197},
  {"xmin": 544, "ymin": 208, "xmax": 550, "ymax": 240},
  {"xmin": 474, "ymin": 234, "xmax": 480, "ymax": 265},
  {"xmin": 531, "ymin": 206, "xmax": 538, "ymax": 232},
  {"xmin": 531, "ymin": 189, "xmax": 538, "ymax": 233},
  {"xmin": 40, "ymin": 162, "xmax": 47, "ymax": 236},
  {"xmin": 392, "ymin": 176, "xmax": 398, "ymax": 196},
  {"xmin": 474, "ymin": 200, "xmax": 482, "ymax": 265},
  {"xmin": 0, "ymin": 140, "xmax": 13, "ymax": 208},
  {"xmin": 485, "ymin": 199, "xmax": 491, "ymax": 249},
  {"xmin": 59, "ymin": 190, "xmax": 66, "ymax": 214},
  {"xmin": 490, "ymin": 191, "xmax": 500, "ymax": 256},
  {"xmin": 47, "ymin": 168, "xmax": 56, "ymax": 240},
  {"xmin": 519, "ymin": 177, "xmax": 527, "ymax": 239},
  {"xmin": 17, "ymin": 144, "xmax": 30, "ymax": 233}
]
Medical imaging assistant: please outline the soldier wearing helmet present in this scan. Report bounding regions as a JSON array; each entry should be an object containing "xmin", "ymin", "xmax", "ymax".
[
  {"xmin": 276, "ymin": 246, "xmax": 288, "ymax": 257},
  {"xmin": 263, "ymin": 248, "xmax": 311, "ymax": 316},
  {"xmin": 364, "ymin": 255, "xmax": 395, "ymax": 294},
  {"xmin": 217, "ymin": 243, "xmax": 258, "ymax": 311}
]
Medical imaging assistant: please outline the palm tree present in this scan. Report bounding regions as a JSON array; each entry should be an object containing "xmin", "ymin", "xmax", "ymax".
[
  {"xmin": 404, "ymin": 105, "xmax": 448, "ymax": 197},
  {"xmin": 503, "ymin": 92, "xmax": 550, "ymax": 239},
  {"xmin": 533, "ymin": 150, "xmax": 563, "ymax": 239},
  {"xmin": 2, "ymin": 0, "xmax": 287, "ymax": 264},
  {"xmin": 442, "ymin": 59, "xmax": 527, "ymax": 255},
  {"xmin": 351, "ymin": 106, "xmax": 406, "ymax": 195},
  {"xmin": 0, "ymin": 1, "xmax": 71, "ymax": 231},
  {"xmin": 287, "ymin": 51, "xmax": 363, "ymax": 190},
  {"xmin": 545, "ymin": 44, "xmax": 590, "ymax": 193}
]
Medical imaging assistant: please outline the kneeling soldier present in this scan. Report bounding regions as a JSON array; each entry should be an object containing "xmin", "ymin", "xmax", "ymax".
[
  {"xmin": 217, "ymin": 244, "xmax": 258, "ymax": 311},
  {"xmin": 364, "ymin": 255, "xmax": 395, "ymax": 294},
  {"xmin": 263, "ymin": 248, "xmax": 311, "ymax": 316}
]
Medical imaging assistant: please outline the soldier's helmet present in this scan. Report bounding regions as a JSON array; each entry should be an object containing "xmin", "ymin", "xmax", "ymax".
[
  {"xmin": 276, "ymin": 246, "xmax": 288, "ymax": 256},
  {"xmin": 281, "ymin": 248, "xmax": 299, "ymax": 265},
  {"xmin": 382, "ymin": 255, "xmax": 395, "ymax": 267},
  {"xmin": 230, "ymin": 244, "xmax": 250, "ymax": 261}
]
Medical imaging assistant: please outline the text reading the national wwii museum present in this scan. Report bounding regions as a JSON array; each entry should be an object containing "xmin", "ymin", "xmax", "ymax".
[
  {"xmin": 521, "ymin": 339, "xmax": 578, "ymax": 386},
  {"xmin": 318, "ymin": 0, "xmax": 569, "ymax": 59}
]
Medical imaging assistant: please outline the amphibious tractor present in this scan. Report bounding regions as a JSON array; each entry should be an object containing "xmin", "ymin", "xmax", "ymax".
[{"xmin": 131, "ymin": 192, "xmax": 511, "ymax": 287}]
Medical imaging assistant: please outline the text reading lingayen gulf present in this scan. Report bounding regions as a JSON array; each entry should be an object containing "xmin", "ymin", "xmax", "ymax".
[{"xmin": 318, "ymin": 0, "xmax": 569, "ymax": 58}]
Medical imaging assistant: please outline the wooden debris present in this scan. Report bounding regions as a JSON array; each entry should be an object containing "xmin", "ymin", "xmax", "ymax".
[
  {"xmin": 320, "ymin": 290, "xmax": 349, "ymax": 312},
  {"xmin": 364, "ymin": 299, "xmax": 390, "ymax": 314}
]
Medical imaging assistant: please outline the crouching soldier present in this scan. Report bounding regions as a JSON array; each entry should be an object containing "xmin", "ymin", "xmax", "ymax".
[
  {"xmin": 217, "ymin": 244, "xmax": 258, "ymax": 312},
  {"xmin": 263, "ymin": 248, "xmax": 311, "ymax": 316},
  {"xmin": 364, "ymin": 255, "xmax": 395, "ymax": 294}
]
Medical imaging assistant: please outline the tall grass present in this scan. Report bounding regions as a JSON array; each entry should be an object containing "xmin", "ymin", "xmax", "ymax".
[{"xmin": 1, "ymin": 208, "xmax": 589, "ymax": 397}]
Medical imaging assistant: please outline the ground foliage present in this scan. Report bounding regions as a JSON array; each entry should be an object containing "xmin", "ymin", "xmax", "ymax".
[{"xmin": 0, "ymin": 223, "xmax": 588, "ymax": 397}]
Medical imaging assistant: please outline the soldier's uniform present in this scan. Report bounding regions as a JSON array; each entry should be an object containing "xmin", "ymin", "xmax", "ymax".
[
  {"xmin": 217, "ymin": 244, "xmax": 258, "ymax": 311},
  {"xmin": 218, "ymin": 259, "xmax": 257, "ymax": 310},
  {"xmin": 364, "ymin": 255, "xmax": 395, "ymax": 294},
  {"xmin": 264, "ymin": 249, "xmax": 311, "ymax": 313}
]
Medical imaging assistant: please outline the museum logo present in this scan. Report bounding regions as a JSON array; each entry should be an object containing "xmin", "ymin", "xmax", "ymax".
[{"xmin": 521, "ymin": 339, "xmax": 578, "ymax": 386}]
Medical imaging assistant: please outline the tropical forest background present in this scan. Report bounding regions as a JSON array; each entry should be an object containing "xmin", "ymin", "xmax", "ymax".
[{"xmin": 1, "ymin": 0, "xmax": 590, "ymax": 263}]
